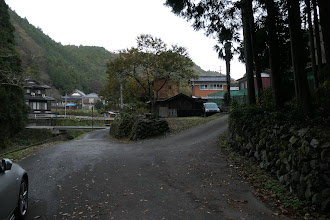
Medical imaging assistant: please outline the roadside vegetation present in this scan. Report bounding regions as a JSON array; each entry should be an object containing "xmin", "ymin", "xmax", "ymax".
[
  {"xmin": 219, "ymin": 132, "xmax": 329, "ymax": 220},
  {"xmin": 0, "ymin": 128, "xmax": 90, "ymax": 161},
  {"xmin": 166, "ymin": 113, "xmax": 224, "ymax": 134},
  {"xmin": 51, "ymin": 118, "xmax": 106, "ymax": 127},
  {"xmin": 52, "ymin": 109, "xmax": 103, "ymax": 117}
]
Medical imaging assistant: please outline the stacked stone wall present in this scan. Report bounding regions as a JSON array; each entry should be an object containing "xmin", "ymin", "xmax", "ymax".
[{"xmin": 228, "ymin": 124, "xmax": 330, "ymax": 212}]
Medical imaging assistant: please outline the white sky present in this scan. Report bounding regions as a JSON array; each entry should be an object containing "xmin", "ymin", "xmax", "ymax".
[{"xmin": 5, "ymin": 0, "xmax": 245, "ymax": 79}]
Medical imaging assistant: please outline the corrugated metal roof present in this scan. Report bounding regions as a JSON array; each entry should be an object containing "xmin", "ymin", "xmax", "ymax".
[{"xmin": 191, "ymin": 76, "xmax": 226, "ymax": 82}]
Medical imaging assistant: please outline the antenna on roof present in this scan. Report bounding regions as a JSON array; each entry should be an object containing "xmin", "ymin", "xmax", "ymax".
[{"xmin": 219, "ymin": 66, "xmax": 222, "ymax": 75}]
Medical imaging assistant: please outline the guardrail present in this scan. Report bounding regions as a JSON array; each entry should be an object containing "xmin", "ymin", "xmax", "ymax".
[{"xmin": 28, "ymin": 114, "xmax": 114, "ymax": 121}]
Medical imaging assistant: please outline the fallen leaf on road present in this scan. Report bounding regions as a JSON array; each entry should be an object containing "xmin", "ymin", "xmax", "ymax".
[
  {"xmin": 33, "ymin": 216, "xmax": 41, "ymax": 219},
  {"xmin": 144, "ymin": 209, "xmax": 149, "ymax": 214}
]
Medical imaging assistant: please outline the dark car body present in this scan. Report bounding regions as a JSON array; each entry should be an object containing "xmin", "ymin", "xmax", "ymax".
[{"xmin": 0, "ymin": 158, "xmax": 28, "ymax": 220}]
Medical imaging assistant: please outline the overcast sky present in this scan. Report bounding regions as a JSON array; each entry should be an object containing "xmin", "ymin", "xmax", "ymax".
[{"xmin": 6, "ymin": 0, "xmax": 245, "ymax": 79}]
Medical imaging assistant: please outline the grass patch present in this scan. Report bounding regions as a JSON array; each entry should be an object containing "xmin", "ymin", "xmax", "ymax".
[
  {"xmin": 1, "ymin": 141, "xmax": 62, "ymax": 162},
  {"xmin": 0, "ymin": 128, "xmax": 90, "ymax": 161},
  {"xmin": 51, "ymin": 118, "xmax": 105, "ymax": 127},
  {"xmin": 218, "ymin": 132, "xmax": 329, "ymax": 220},
  {"xmin": 0, "ymin": 129, "xmax": 55, "ymax": 157},
  {"xmin": 66, "ymin": 130, "xmax": 89, "ymax": 140},
  {"xmin": 52, "ymin": 109, "xmax": 102, "ymax": 117},
  {"xmin": 166, "ymin": 113, "xmax": 224, "ymax": 134}
]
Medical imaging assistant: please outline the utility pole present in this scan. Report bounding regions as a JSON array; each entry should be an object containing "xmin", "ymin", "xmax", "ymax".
[
  {"xmin": 120, "ymin": 78, "xmax": 124, "ymax": 110},
  {"xmin": 65, "ymin": 94, "xmax": 67, "ymax": 117},
  {"xmin": 92, "ymin": 105, "xmax": 94, "ymax": 130}
]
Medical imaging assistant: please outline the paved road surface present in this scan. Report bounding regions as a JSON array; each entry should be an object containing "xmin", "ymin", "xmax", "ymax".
[{"xmin": 19, "ymin": 116, "xmax": 286, "ymax": 219}]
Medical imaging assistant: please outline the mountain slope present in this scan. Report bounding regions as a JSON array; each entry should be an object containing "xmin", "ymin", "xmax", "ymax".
[
  {"xmin": 9, "ymin": 9, "xmax": 223, "ymax": 97},
  {"xmin": 9, "ymin": 9, "xmax": 114, "ymax": 96}
]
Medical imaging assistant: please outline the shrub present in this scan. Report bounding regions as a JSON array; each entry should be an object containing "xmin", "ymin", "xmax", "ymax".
[{"xmin": 109, "ymin": 114, "xmax": 169, "ymax": 140}]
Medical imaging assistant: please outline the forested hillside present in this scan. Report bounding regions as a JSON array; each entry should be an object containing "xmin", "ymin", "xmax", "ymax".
[
  {"xmin": 9, "ymin": 9, "xmax": 222, "ymax": 97},
  {"xmin": 9, "ymin": 9, "xmax": 114, "ymax": 96}
]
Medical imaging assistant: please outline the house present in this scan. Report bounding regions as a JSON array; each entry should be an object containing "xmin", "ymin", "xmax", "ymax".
[
  {"xmin": 57, "ymin": 90, "xmax": 100, "ymax": 110},
  {"xmin": 61, "ymin": 89, "xmax": 86, "ymax": 103},
  {"xmin": 82, "ymin": 93, "xmax": 99, "ymax": 110},
  {"xmin": 208, "ymin": 71, "xmax": 272, "ymax": 105},
  {"xmin": 237, "ymin": 71, "xmax": 271, "ymax": 91},
  {"xmin": 59, "ymin": 89, "xmax": 86, "ymax": 109},
  {"xmin": 154, "ymin": 80, "xmax": 181, "ymax": 99},
  {"xmin": 154, "ymin": 93, "xmax": 205, "ymax": 117},
  {"xmin": 24, "ymin": 78, "xmax": 55, "ymax": 114},
  {"xmin": 190, "ymin": 76, "xmax": 227, "ymax": 99}
]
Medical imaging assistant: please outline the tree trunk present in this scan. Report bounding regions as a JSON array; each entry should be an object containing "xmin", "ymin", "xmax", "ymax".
[
  {"xmin": 241, "ymin": 0, "xmax": 256, "ymax": 105},
  {"xmin": 225, "ymin": 42, "xmax": 231, "ymax": 103},
  {"xmin": 306, "ymin": 0, "xmax": 319, "ymax": 89},
  {"xmin": 265, "ymin": 0, "xmax": 283, "ymax": 107},
  {"xmin": 312, "ymin": 0, "xmax": 324, "ymax": 84},
  {"xmin": 318, "ymin": 0, "xmax": 330, "ymax": 81},
  {"xmin": 247, "ymin": 0, "xmax": 263, "ymax": 98},
  {"xmin": 287, "ymin": 0, "xmax": 312, "ymax": 114}
]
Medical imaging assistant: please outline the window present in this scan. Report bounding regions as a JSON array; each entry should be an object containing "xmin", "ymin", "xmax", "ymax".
[
  {"xmin": 200, "ymin": 85, "xmax": 208, "ymax": 90},
  {"xmin": 26, "ymin": 88, "xmax": 30, "ymax": 94},
  {"xmin": 205, "ymin": 84, "xmax": 223, "ymax": 90},
  {"xmin": 40, "ymin": 102, "xmax": 47, "ymax": 110},
  {"xmin": 37, "ymin": 90, "xmax": 41, "ymax": 94},
  {"xmin": 216, "ymin": 84, "xmax": 223, "ymax": 90}
]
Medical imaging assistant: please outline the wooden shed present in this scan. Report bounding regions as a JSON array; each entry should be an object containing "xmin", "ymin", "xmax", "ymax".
[{"xmin": 155, "ymin": 93, "xmax": 205, "ymax": 117}]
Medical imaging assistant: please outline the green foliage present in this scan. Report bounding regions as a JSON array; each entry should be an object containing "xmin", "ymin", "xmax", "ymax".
[
  {"xmin": 166, "ymin": 113, "xmax": 223, "ymax": 134},
  {"xmin": 0, "ymin": 0, "xmax": 27, "ymax": 149},
  {"xmin": 109, "ymin": 115, "xmax": 137, "ymax": 139},
  {"xmin": 256, "ymin": 87, "xmax": 275, "ymax": 109},
  {"xmin": 315, "ymin": 80, "xmax": 330, "ymax": 111},
  {"xmin": 9, "ymin": 10, "xmax": 113, "ymax": 94},
  {"xmin": 66, "ymin": 130, "xmax": 86, "ymax": 140},
  {"xmin": 51, "ymin": 118, "xmax": 104, "ymax": 127},
  {"xmin": 94, "ymin": 100, "xmax": 104, "ymax": 110},
  {"xmin": 53, "ymin": 109, "xmax": 102, "ymax": 117},
  {"xmin": 102, "ymin": 34, "xmax": 195, "ymax": 113},
  {"xmin": 11, "ymin": 128, "xmax": 53, "ymax": 147},
  {"xmin": 223, "ymin": 91, "xmax": 231, "ymax": 106}
]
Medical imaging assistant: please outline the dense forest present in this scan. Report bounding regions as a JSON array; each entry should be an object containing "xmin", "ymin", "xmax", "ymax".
[{"xmin": 9, "ymin": 9, "xmax": 221, "ymax": 97}]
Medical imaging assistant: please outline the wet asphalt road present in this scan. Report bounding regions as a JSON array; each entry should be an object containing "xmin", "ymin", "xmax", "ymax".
[{"xmin": 19, "ymin": 116, "xmax": 286, "ymax": 220}]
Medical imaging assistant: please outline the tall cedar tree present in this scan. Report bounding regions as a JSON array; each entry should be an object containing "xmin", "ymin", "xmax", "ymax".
[
  {"xmin": 318, "ymin": 0, "xmax": 330, "ymax": 81},
  {"xmin": 265, "ymin": 0, "xmax": 284, "ymax": 107},
  {"xmin": 312, "ymin": 0, "xmax": 323, "ymax": 83},
  {"xmin": 247, "ymin": 0, "xmax": 263, "ymax": 98},
  {"xmin": 305, "ymin": 0, "xmax": 319, "ymax": 89},
  {"xmin": 165, "ymin": 0, "xmax": 258, "ymax": 104},
  {"xmin": 0, "ymin": 0, "xmax": 27, "ymax": 148},
  {"xmin": 287, "ymin": 0, "xmax": 312, "ymax": 114},
  {"xmin": 241, "ymin": 0, "xmax": 256, "ymax": 104}
]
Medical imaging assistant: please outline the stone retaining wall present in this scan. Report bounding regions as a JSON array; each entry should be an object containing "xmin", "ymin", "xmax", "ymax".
[{"xmin": 228, "ymin": 124, "xmax": 330, "ymax": 212}]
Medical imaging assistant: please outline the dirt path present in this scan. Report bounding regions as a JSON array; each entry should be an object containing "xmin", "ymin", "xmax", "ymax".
[{"xmin": 20, "ymin": 115, "xmax": 288, "ymax": 219}]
